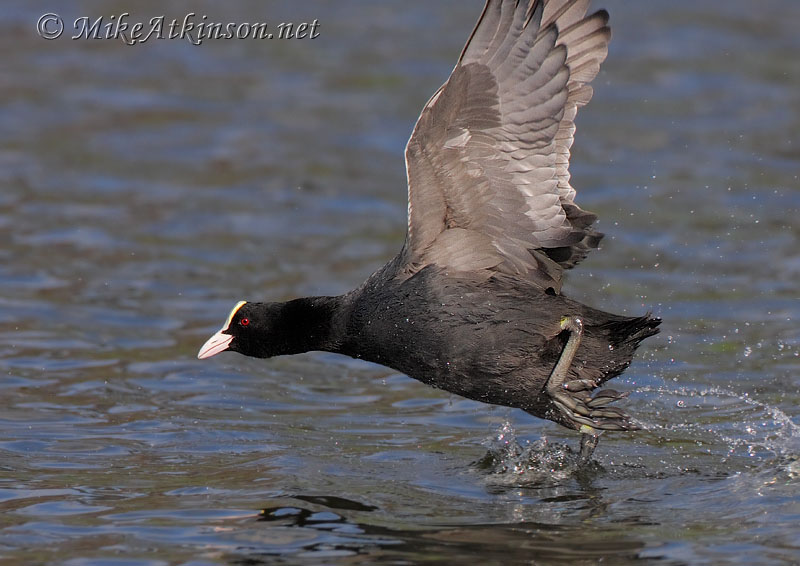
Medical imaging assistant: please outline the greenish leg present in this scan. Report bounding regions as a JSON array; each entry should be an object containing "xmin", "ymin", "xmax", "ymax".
[
  {"xmin": 545, "ymin": 316, "xmax": 584, "ymax": 394},
  {"xmin": 545, "ymin": 316, "xmax": 640, "ymax": 466},
  {"xmin": 545, "ymin": 317, "xmax": 602, "ymax": 466},
  {"xmin": 578, "ymin": 425, "xmax": 601, "ymax": 467}
]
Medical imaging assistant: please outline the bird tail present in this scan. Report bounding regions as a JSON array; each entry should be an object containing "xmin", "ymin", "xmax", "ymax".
[
  {"xmin": 587, "ymin": 312, "xmax": 661, "ymax": 385},
  {"xmin": 603, "ymin": 313, "xmax": 662, "ymax": 349}
]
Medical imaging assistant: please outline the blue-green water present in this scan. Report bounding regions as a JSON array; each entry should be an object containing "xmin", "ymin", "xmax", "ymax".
[{"xmin": 1, "ymin": 1, "xmax": 798, "ymax": 564}]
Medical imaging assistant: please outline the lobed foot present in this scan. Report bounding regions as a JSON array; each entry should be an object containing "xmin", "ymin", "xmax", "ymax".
[
  {"xmin": 551, "ymin": 388, "xmax": 640, "ymax": 432},
  {"xmin": 545, "ymin": 316, "xmax": 640, "ymax": 465}
]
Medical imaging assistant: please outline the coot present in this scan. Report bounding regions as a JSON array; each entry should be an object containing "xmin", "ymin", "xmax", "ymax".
[{"xmin": 199, "ymin": 0, "xmax": 660, "ymax": 464}]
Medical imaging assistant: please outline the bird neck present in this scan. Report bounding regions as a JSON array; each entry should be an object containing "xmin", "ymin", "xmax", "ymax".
[{"xmin": 277, "ymin": 295, "xmax": 350, "ymax": 355}]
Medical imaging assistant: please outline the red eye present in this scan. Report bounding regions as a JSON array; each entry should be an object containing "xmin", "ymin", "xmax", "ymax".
[{"xmin": 240, "ymin": 318, "xmax": 250, "ymax": 327}]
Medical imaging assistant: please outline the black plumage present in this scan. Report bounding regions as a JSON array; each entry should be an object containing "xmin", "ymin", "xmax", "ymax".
[{"xmin": 199, "ymin": 0, "xmax": 660, "ymax": 464}]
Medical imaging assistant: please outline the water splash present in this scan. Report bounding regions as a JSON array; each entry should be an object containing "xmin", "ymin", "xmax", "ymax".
[
  {"xmin": 636, "ymin": 384, "xmax": 799, "ymax": 478},
  {"xmin": 475, "ymin": 422, "xmax": 581, "ymax": 485}
]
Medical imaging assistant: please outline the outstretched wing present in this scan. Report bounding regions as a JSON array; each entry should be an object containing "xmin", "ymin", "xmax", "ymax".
[{"xmin": 403, "ymin": 0, "xmax": 609, "ymax": 291}]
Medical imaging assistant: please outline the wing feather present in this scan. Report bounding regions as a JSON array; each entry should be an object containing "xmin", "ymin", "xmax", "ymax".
[{"xmin": 403, "ymin": 0, "xmax": 610, "ymax": 290}]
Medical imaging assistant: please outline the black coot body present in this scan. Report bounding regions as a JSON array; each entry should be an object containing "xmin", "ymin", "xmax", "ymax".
[
  {"xmin": 199, "ymin": 0, "xmax": 661, "ymax": 462},
  {"xmin": 339, "ymin": 264, "xmax": 659, "ymax": 431}
]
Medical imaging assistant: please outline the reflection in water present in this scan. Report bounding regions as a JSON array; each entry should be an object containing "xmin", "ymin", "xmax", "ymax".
[{"xmin": 250, "ymin": 495, "xmax": 650, "ymax": 565}]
